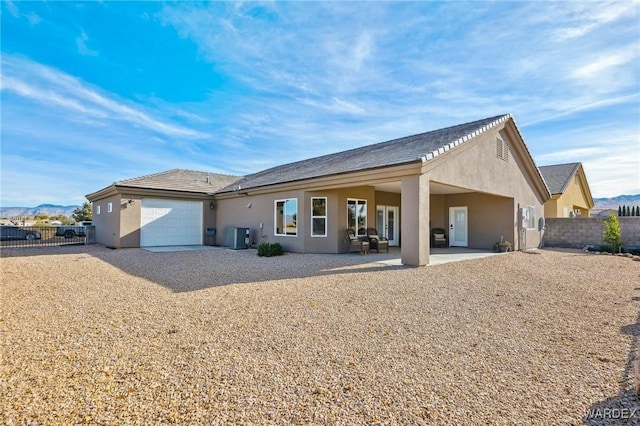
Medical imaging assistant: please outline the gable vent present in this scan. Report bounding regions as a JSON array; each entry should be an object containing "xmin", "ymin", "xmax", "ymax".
[{"xmin": 496, "ymin": 137, "xmax": 509, "ymax": 162}]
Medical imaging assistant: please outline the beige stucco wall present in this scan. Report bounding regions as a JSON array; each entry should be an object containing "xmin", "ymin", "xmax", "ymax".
[
  {"xmin": 92, "ymin": 192, "xmax": 217, "ymax": 248},
  {"xmin": 216, "ymin": 186, "xmax": 384, "ymax": 254},
  {"xmin": 429, "ymin": 195, "xmax": 446, "ymax": 230},
  {"xmin": 92, "ymin": 194, "xmax": 121, "ymax": 248},
  {"xmin": 442, "ymin": 193, "xmax": 514, "ymax": 249},
  {"xmin": 422, "ymin": 125, "xmax": 546, "ymax": 250}
]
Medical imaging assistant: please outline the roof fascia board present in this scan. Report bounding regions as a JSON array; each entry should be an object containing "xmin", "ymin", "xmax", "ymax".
[
  {"xmin": 576, "ymin": 165, "xmax": 595, "ymax": 208},
  {"xmin": 87, "ymin": 185, "xmax": 214, "ymax": 201},
  {"xmin": 86, "ymin": 185, "xmax": 118, "ymax": 201},
  {"xmin": 418, "ymin": 117, "xmax": 551, "ymax": 202},
  {"xmin": 422, "ymin": 114, "xmax": 511, "ymax": 162},
  {"xmin": 215, "ymin": 162, "xmax": 423, "ymax": 199},
  {"xmin": 501, "ymin": 118, "xmax": 551, "ymax": 202}
]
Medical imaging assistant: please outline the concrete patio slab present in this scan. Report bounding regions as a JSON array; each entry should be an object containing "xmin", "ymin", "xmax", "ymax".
[{"xmin": 337, "ymin": 246, "xmax": 508, "ymax": 266}]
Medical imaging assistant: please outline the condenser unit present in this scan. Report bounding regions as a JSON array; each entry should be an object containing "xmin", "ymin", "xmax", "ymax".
[{"xmin": 225, "ymin": 227, "xmax": 250, "ymax": 250}]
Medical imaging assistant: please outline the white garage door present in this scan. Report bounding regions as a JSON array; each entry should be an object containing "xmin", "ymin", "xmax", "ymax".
[{"xmin": 140, "ymin": 199, "xmax": 203, "ymax": 246}]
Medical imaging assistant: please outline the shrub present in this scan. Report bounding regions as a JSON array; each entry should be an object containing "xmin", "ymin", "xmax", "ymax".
[
  {"xmin": 257, "ymin": 242, "xmax": 284, "ymax": 257},
  {"xmin": 602, "ymin": 212, "xmax": 622, "ymax": 254}
]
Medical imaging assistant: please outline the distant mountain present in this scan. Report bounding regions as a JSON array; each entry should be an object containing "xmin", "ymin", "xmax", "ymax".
[
  {"xmin": 593, "ymin": 194, "xmax": 640, "ymax": 209},
  {"xmin": 0, "ymin": 204, "xmax": 80, "ymax": 218}
]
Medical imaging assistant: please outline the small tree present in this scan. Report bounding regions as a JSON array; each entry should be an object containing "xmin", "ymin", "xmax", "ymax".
[
  {"xmin": 627, "ymin": 206, "xmax": 631, "ymax": 216},
  {"xmin": 72, "ymin": 202, "xmax": 92, "ymax": 223},
  {"xmin": 618, "ymin": 205, "xmax": 622, "ymax": 217},
  {"xmin": 636, "ymin": 206, "xmax": 640, "ymax": 216},
  {"xmin": 602, "ymin": 212, "xmax": 622, "ymax": 254}
]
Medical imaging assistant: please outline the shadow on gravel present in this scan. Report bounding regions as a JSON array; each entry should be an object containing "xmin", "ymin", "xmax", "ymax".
[
  {"xmin": 2, "ymin": 245, "xmax": 409, "ymax": 292},
  {"xmin": 583, "ymin": 292, "xmax": 640, "ymax": 425}
]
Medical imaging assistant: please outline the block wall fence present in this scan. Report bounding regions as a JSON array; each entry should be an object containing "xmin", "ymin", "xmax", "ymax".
[{"xmin": 542, "ymin": 217, "xmax": 640, "ymax": 249}]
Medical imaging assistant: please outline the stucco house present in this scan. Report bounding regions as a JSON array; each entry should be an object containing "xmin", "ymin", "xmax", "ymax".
[
  {"xmin": 86, "ymin": 169, "xmax": 240, "ymax": 249},
  {"xmin": 539, "ymin": 162, "xmax": 594, "ymax": 218},
  {"xmin": 87, "ymin": 114, "xmax": 550, "ymax": 266}
]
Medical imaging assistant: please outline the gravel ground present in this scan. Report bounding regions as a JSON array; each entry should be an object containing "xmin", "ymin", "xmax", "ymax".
[{"xmin": 1, "ymin": 245, "xmax": 639, "ymax": 424}]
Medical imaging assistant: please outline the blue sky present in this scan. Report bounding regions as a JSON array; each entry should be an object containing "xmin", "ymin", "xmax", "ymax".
[{"xmin": 1, "ymin": 1, "xmax": 639, "ymax": 207}]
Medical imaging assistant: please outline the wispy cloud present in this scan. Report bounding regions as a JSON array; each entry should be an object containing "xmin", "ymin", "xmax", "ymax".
[
  {"xmin": 76, "ymin": 30, "xmax": 98, "ymax": 56},
  {"xmin": 1, "ymin": 1, "xmax": 638, "ymax": 205},
  {"xmin": 550, "ymin": 1, "xmax": 638, "ymax": 41},
  {"xmin": 1, "ymin": 55, "xmax": 208, "ymax": 139}
]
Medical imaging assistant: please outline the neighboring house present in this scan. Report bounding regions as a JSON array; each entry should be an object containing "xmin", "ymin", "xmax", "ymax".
[
  {"xmin": 87, "ymin": 114, "xmax": 550, "ymax": 266},
  {"xmin": 539, "ymin": 163, "xmax": 594, "ymax": 218},
  {"xmin": 86, "ymin": 169, "xmax": 241, "ymax": 249}
]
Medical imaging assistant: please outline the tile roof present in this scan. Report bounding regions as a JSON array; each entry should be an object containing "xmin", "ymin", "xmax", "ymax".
[
  {"xmin": 218, "ymin": 114, "xmax": 512, "ymax": 193},
  {"xmin": 115, "ymin": 169, "xmax": 241, "ymax": 194},
  {"xmin": 538, "ymin": 163, "xmax": 581, "ymax": 195}
]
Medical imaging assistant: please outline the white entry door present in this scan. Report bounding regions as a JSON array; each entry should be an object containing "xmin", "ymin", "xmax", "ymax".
[
  {"xmin": 376, "ymin": 205, "xmax": 399, "ymax": 246},
  {"xmin": 449, "ymin": 206, "xmax": 468, "ymax": 247}
]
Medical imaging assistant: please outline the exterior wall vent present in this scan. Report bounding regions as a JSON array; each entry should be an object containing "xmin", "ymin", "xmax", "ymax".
[{"xmin": 496, "ymin": 137, "xmax": 509, "ymax": 162}]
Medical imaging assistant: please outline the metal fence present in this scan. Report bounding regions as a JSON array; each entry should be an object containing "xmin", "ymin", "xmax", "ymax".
[{"xmin": 0, "ymin": 226, "xmax": 95, "ymax": 248}]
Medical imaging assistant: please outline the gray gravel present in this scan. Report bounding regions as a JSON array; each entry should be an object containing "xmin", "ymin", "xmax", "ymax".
[{"xmin": 1, "ymin": 246, "xmax": 639, "ymax": 424}]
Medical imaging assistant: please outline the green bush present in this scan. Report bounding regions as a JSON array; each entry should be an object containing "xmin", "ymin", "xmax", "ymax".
[
  {"xmin": 257, "ymin": 242, "xmax": 284, "ymax": 257},
  {"xmin": 602, "ymin": 212, "xmax": 622, "ymax": 254}
]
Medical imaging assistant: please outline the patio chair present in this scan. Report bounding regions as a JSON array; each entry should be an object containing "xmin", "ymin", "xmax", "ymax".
[
  {"xmin": 347, "ymin": 228, "xmax": 369, "ymax": 254},
  {"xmin": 431, "ymin": 227, "xmax": 447, "ymax": 248},
  {"xmin": 366, "ymin": 228, "xmax": 389, "ymax": 253}
]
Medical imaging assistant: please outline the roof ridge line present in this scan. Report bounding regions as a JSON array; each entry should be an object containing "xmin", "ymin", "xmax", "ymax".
[
  {"xmin": 117, "ymin": 168, "xmax": 180, "ymax": 184},
  {"xmin": 424, "ymin": 114, "xmax": 511, "ymax": 161}
]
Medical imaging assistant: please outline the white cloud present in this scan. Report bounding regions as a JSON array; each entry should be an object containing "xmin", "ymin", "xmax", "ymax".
[
  {"xmin": 1, "ymin": 55, "xmax": 208, "ymax": 139},
  {"xmin": 551, "ymin": 1, "xmax": 638, "ymax": 41},
  {"xmin": 76, "ymin": 30, "xmax": 99, "ymax": 56}
]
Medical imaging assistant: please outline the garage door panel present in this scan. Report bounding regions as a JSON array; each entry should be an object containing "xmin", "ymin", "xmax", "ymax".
[{"xmin": 140, "ymin": 199, "xmax": 203, "ymax": 246}]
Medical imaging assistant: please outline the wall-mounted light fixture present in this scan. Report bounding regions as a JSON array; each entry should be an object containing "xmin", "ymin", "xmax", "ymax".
[
  {"xmin": 209, "ymin": 201, "xmax": 215, "ymax": 209},
  {"xmin": 128, "ymin": 199, "xmax": 134, "ymax": 205}
]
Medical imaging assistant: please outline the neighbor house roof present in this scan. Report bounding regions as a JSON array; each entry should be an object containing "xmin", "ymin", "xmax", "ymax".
[
  {"xmin": 218, "ymin": 114, "xmax": 514, "ymax": 193},
  {"xmin": 538, "ymin": 163, "xmax": 581, "ymax": 195},
  {"xmin": 87, "ymin": 169, "xmax": 241, "ymax": 200}
]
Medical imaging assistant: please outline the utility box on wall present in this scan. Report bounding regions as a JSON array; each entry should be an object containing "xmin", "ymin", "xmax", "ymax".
[
  {"xmin": 225, "ymin": 227, "xmax": 250, "ymax": 250},
  {"xmin": 205, "ymin": 227, "xmax": 216, "ymax": 246}
]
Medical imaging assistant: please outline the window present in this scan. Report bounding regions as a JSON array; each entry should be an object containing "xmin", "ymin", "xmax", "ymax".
[
  {"xmin": 311, "ymin": 197, "xmax": 327, "ymax": 237},
  {"xmin": 107, "ymin": 202, "xmax": 113, "ymax": 213},
  {"xmin": 275, "ymin": 199, "xmax": 297, "ymax": 236},
  {"xmin": 524, "ymin": 206, "xmax": 536, "ymax": 230},
  {"xmin": 347, "ymin": 199, "xmax": 367, "ymax": 236},
  {"xmin": 96, "ymin": 205, "xmax": 101, "ymax": 215},
  {"xmin": 496, "ymin": 137, "xmax": 509, "ymax": 162}
]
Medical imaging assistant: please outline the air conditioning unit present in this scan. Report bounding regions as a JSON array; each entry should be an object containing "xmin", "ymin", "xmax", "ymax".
[{"xmin": 225, "ymin": 227, "xmax": 250, "ymax": 250}]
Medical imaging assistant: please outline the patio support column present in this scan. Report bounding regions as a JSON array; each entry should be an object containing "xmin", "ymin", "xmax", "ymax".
[{"xmin": 401, "ymin": 174, "xmax": 430, "ymax": 266}]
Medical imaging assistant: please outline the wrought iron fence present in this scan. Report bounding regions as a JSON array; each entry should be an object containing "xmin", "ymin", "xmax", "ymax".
[{"xmin": 0, "ymin": 226, "xmax": 95, "ymax": 248}]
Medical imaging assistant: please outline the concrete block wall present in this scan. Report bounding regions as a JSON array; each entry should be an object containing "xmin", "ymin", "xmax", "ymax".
[{"xmin": 542, "ymin": 217, "xmax": 640, "ymax": 248}]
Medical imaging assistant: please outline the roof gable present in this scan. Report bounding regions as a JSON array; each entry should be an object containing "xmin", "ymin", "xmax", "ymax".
[
  {"xmin": 218, "ymin": 114, "xmax": 512, "ymax": 193},
  {"xmin": 538, "ymin": 163, "xmax": 581, "ymax": 195}
]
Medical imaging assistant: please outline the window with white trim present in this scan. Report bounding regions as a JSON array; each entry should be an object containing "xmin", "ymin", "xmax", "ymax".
[
  {"xmin": 311, "ymin": 197, "xmax": 327, "ymax": 237},
  {"xmin": 107, "ymin": 202, "xmax": 113, "ymax": 213},
  {"xmin": 96, "ymin": 205, "xmax": 101, "ymax": 215},
  {"xmin": 347, "ymin": 198, "xmax": 367, "ymax": 236},
  {"xmin": 525, "ymin": 205, "xmax": 536, "ymax": 230},
  {"xmin": 275, "ymin": 199, "xmax": 297, "ymax": 236}
]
